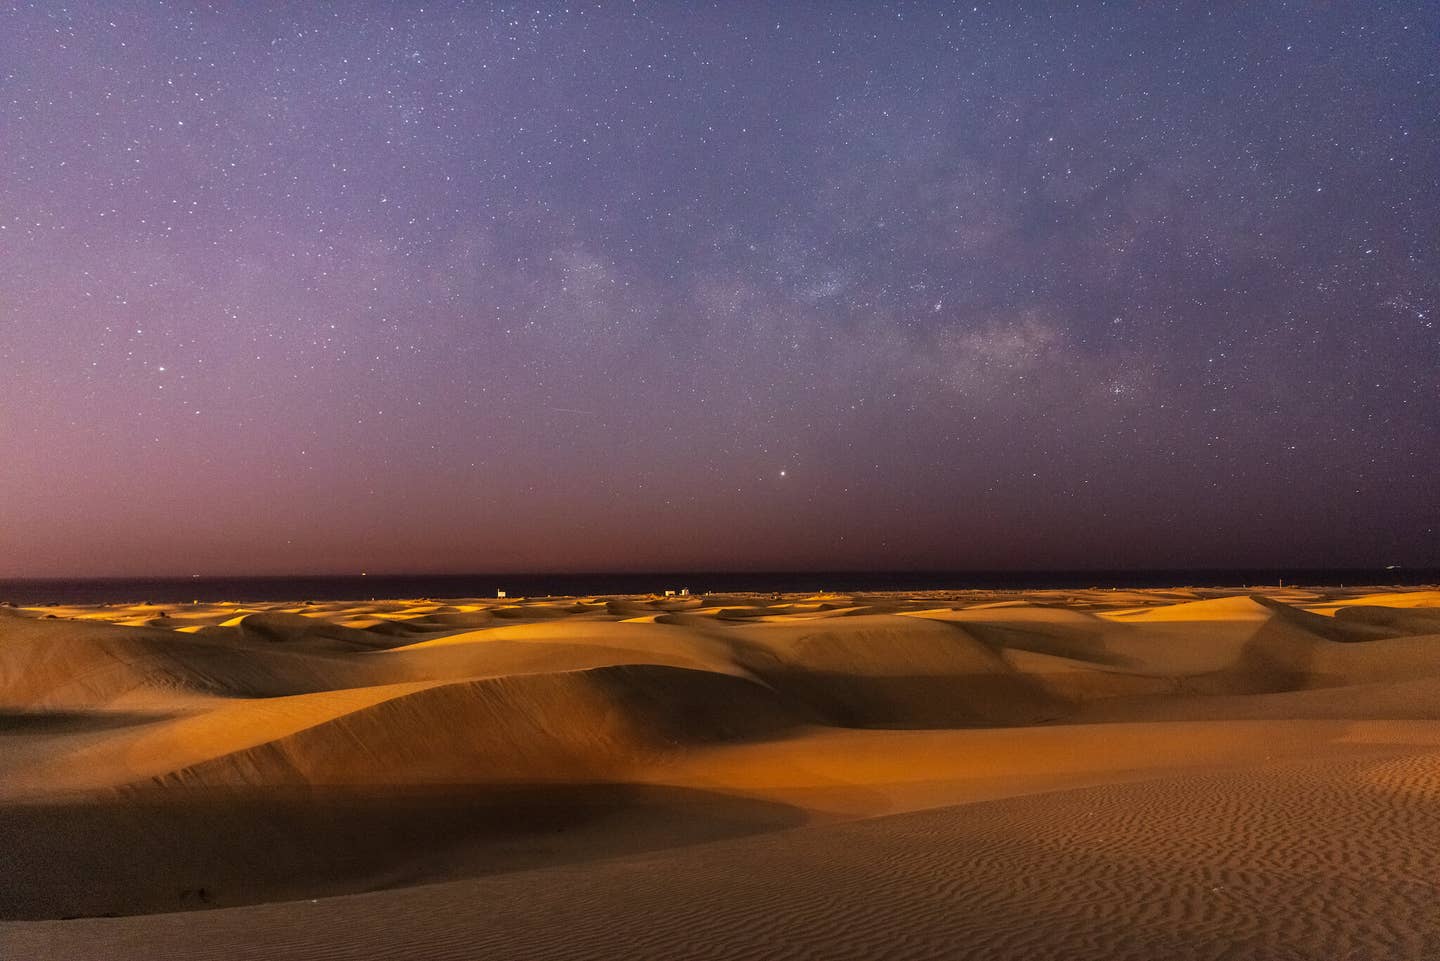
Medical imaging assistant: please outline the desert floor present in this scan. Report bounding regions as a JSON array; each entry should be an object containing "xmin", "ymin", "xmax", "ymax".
[{"xmin": 2, "ymin": 585, "xmax": 1439, "ymax": 959}]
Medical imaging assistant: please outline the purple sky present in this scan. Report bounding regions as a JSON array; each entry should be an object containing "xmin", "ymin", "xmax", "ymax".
[{"xmin": 2, "ymin": 2, "xmax": 1437, "ymax": 577}]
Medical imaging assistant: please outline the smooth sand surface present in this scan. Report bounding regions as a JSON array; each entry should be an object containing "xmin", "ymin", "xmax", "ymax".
[{"xmin": 3, "ymin": 586, "xmax": 1439, "ymax": 959}]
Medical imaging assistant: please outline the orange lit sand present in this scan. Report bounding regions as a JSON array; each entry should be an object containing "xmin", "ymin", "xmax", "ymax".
[{"xmin": 3, "ymin": 586, "xmax": 1440, "ymax": 959}]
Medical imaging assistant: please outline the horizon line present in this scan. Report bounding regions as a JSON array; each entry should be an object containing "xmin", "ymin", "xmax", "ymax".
[{"xmin": 2, "ymin": 565, "xmax": 1432, "ymax": 583}]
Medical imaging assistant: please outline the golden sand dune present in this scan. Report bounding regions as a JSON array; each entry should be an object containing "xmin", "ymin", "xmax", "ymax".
[{"xmin": 2, "ymin": 586, "xmax": 1439, "ymax": 959}]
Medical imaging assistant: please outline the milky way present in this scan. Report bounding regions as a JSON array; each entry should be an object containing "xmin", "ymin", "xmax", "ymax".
[{"xmin": 2, "ymin": 3, "xmax": 1436, "ymax": 576}]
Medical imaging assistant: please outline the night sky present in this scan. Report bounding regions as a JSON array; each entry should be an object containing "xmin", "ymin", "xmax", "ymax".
[{"xmin": 2, "ymin": 3, "xmax": 1437, "ymax": 578}]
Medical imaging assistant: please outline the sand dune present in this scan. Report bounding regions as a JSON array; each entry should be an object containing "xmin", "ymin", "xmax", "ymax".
[
  {"xmin": 14, "ymin": 749, "xmax": 1435, "ymax": 961},
  {"xmin": 3, "ymin": 586, "xmax": 1439, "ymax": 958}
]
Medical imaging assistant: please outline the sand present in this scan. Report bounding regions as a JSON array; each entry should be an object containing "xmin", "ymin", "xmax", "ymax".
[{"xmin": 2, "ymin": 586, "xmax": 1439, "ymax": 959}]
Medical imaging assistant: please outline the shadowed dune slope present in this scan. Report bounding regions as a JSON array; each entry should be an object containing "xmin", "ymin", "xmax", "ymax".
[
  {"xmin": 720, "ymin": 615, "xmax": 1069, "ymax": 726},
  {"xmin": 145, "ymin": 665, "xmax": 805, "ymax": 791},
  {"xmin": 0, "ymin": 783, "xmax": 809, "ymax": 920},
  {"xmin": 0, "ymin": 610, "xmax": 359, "ymax": 708},
  {"xmin": 1335, "ymin": 605, "xmax": 1440, "ymax": 633}
]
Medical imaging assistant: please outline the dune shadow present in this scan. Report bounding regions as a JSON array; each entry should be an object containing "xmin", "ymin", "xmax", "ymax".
[
  {"xmin": 0, "ymin": 710, "xmax": 171, "ymax": 734},
  {"xmin": 752, "ymin": 669, "xmax": 1067, "ymax": 728},
  {"xmin": 0, "ymin": 782, "xmax": 808, "ymax": 921}
]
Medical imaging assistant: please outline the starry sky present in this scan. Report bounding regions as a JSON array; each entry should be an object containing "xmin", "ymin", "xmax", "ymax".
[{"xmin": 2, "ymin": 2, "xmax": 1437, "ymax": 578}]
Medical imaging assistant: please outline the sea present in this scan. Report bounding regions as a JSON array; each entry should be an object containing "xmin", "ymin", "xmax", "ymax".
[{"xmin": 0, "ymin": 569, "xmax": 1435, "ymax": 606}]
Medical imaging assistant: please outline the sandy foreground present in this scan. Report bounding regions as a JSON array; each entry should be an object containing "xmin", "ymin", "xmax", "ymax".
[{"xmin": 2, "ymin": 585, "xmax": 1439, "ymax": 960}]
